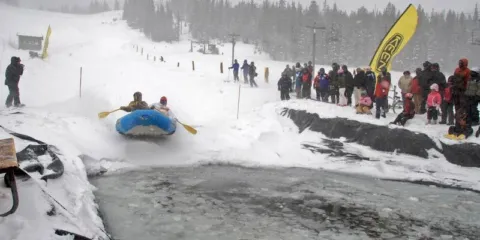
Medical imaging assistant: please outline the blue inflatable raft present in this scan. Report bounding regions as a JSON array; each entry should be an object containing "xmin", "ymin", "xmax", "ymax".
[{"xmin": 115, "ymin": 109, "xmax": 177, "ymax": 137}]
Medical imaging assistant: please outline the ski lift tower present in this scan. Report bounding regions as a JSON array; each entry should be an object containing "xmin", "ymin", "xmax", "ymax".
[{"xmin": 306, "ymin": 22, "xmax": 326, "ymax": 76}]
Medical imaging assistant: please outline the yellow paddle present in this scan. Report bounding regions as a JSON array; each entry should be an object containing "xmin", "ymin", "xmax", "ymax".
[
  {"xmin": 176, "ymin": 119, "xmax": 197, "ymax": 135},
  {"xmin": 98, "ymin": 109, "xmax": 121, "ymax": 119}
]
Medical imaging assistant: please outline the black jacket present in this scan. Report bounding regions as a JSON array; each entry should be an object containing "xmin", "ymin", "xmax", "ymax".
[
  {"xmin": 419, "ymin": 70, "xmax": 434, "ymax": 89},
  {"xmin": 249, "ymin": 65, "xmax": 257, "ymax": 77},
  {"xmin": 5, "ymin": 57, "xmax": 23, "ymax": 85},
  {"xmin": 353, "ymin": 71, "xmax": 367, "ymax": 89},
  {"xmin": 278, "ymin": 76, "xmax": 292, "ymax": 91},
  {"xmin": 344, "ymin": 71, "xmax": 354, "ymax": 88},
  {"xmin": 432, "ymin": 71, "xmax": 447, "ymax": 90}
]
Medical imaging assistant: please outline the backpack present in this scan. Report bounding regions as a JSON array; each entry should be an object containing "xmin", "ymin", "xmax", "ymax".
[
  {"xmin": 444, "ymin": 86, "xmax": 452, "ymax": 102},
  {"xmin": 465, "ymin": 80, "xmax": 478, "ymax": 96}
]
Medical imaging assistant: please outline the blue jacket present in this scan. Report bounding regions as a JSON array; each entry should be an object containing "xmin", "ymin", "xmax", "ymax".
[{"xmin": 230, "ymin": 63, "xmax": 240, "ymax": 72}]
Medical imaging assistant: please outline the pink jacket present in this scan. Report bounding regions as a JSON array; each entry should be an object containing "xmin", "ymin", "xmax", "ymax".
[
  {"xmin": 359, "ymin": 96, "xmax": 372, "ymax": 106},
  {"xmin": 427, "ymin": 91, "xmax": 442, "ymax": 107}
]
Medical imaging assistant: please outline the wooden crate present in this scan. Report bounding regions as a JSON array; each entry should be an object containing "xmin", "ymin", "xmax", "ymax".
[{"xmin": 0, "ymin": 138, "xmax": 17, "ymax": 171}]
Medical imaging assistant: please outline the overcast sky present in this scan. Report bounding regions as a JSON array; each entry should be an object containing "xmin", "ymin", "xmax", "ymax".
[{"xmin": 17, "ymin": 0, "xmax": 479, "ymax": 15}]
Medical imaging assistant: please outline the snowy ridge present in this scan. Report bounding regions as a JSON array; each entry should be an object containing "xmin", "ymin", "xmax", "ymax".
[{"xmin": 0, "ymin": 4, "xmax": 479, "ymax": 239}]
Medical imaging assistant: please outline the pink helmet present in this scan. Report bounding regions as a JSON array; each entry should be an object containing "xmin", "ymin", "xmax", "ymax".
[
  {"xmin": 430, "ymin": 83, "xmax": 439, "ymax": 91},
  {"xmin": 405, "ymin": 93, "xmax": 413, "ymax": 99}
]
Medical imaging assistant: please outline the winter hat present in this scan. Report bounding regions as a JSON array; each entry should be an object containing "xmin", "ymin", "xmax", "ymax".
[
  {"xmin": 356, "ymin": 67, "xmax": 363, "ymax": 73},
  {"xmin": 403, "ymin": 71, "xmax": 411, "ymax": 75},
  {"xmin": 319, "ymin": 68, "xmax": 325, "ymax": 73},
  {"xmin": 430, "ymin": 83, "xmax": 439, "ymax": 91},
  {"xmin": 405, "ymin": 93, "xmax": 413, "ymax": 99}
]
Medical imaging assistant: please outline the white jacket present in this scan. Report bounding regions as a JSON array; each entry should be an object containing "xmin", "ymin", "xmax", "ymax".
[{"xmin": 151, "ymin": 103, "xmax": 176, "ymax": 120}]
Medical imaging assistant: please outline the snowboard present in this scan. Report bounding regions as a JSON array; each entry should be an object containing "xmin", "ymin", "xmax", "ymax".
[{"xmin": 444, "ymin": 134, "xmax": 466, "ymax": 141}]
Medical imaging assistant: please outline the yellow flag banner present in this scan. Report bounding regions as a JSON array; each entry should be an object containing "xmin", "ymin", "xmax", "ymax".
[
  {"xmin": 41, "ymin": 25, "xmax": 52, "ymax": 59},
  {"xmin": 369, "ymin": 4, "xmax": 418, "ymax": 74}
]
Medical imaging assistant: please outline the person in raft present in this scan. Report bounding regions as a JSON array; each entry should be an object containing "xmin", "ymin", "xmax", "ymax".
[
  {"xmin": 151, "ymin": 96, "xmax": 170, "ymax": 112},
  {"xmin": 120, "ymin": 91, "xmax": 149, "ymax": 112}
]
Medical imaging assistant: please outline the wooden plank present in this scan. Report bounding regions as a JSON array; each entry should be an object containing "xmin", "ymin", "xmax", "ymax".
[{"xmin": 0, "ymin": 138, "xmax": 18, "ymax": 170}]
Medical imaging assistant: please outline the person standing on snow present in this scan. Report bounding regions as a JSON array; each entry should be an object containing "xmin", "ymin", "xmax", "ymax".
[
  {"xmin": 375, "ymin": 75, "xmax": 390, "ymax": 119},
  {"xmin": 342, "ymin": 65, "xmax": 354, "ymax": 106},
  {"xmin": 301, "ymin": 67, "xmax": 313, "ymax": 99},
  {"xmin": 313, "ymin": 68, "xmax": 329, "ymax": 102},
  {"xmin": 120, "ymin": 92, "xmax": 150, "ymax": 112},
  {"xmin": 248, "ymin": 61, "xmax": 258, "ymax": 87},
  {"xmin": 377, "ymin": 67, "xmax": 391, "ymax": 112},
  {"xmin": 337, "ymin": 67, "xmax": 348, "ymax": 106},
  {"xmin": 364, "ymin": 67, "xmax": 376, "ymax": 102},
  {"xmin": 277, "ymin": 72, "xmax": 292, "ymax": 100},
  {"xmin": 464, "ymin": 67, "xmax": 479, "ymax": 126},
  {"xmin": 440, "ymin": 75, "xmax": 455, "ymax": 125},
  {"xmin": 353, "ymin": 68, "xmax": 367, "ymax": 107},
  {"xmin": 241, "ymin": 60, "xmax": 250, "ymax": 84},
  {"xmin": 229, "ymin": 59, "xmax": 240, "ymax": 82},
  {"xmin": 329, "ymin": 63, "xmax": 341, "ymax": 104},
  {"xmin": 5, "ymin": 56, "xmax": 24, "ymax": 108},
  {"xmin": 419, "ymin": 61, "xmax": 434, "ymax": 114},
  {"xmin": 294, "ymin": 63, "xmax": 303, "ymax": 98},
  {"xmin": 426, "ymin": 83, "xmax": 442, "ymax": 125},
  {"xmin": 410, "ymin": 68, "xmax": 423, "ymax": 114},
  {"xmin": 398, "ymin": 70, "xmax": 413, "ymax": 107},
  {"xmin": 452, "ymin": 58, "xmax": 471, "ymax": 113}
]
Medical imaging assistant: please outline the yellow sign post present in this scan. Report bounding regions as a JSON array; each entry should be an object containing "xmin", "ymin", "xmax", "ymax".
[{"xmin": 41, "ymin": 25, "xmax": 52, "ymax": 60}]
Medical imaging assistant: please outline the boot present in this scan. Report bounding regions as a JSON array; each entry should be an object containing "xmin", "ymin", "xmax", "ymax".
[
  {"xmin": 439, "ymin": 120, "xmax": 447, "ymax": 124},
  {"xmin": 433, "ymin": 120, "xmax": 437, "ymax": 125}
]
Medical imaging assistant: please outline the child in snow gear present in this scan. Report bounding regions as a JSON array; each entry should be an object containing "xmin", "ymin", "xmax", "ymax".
[
  {"xmin": 120, "ymin": 92, "xmax": 149, "ymax": 112},
  {"xmin": 447, "ymin": 109, "xmax": 473, "ymax": 140},
  {"xmin": 5, "ymin": 56, "xmax": 24, "ymax": 108},
  {"xmin": 440, "ymin": 76, "xmax": 455, "ymax": 125},
  {"xmin": 411, "ymin": 68, "xmax": 423, "ymax": 114},
  {"xmin": 356, "ymin": 89, "xmax": 372, "ymax": 114},
  {"xmin": 229, "ymin": 59, "xmax": 240, "ymax": 82},
  {"xmin": 241, "ymin": 60, "xmax": 250, "ymax": 84},
  {"xmin": 375, "ymin": 76, "xmax": 390, "ymax": 119},
  {"xmin": 278, "ymin": 73, "xmax": 292, "ymax": 100},
  {"xmin": 426, "ymin": 83, "xmax": 442, "ymax": 124},
  {"xmin": 390, "ymin": 93, "xmax": 415, "ymax": 126},
  {"xmin": 314, "ymin": 68, "xmax": 329, "ymax": 102},
  {"xmin": 248, "ymin": 62, "xmax": 258, "ymax": 87}
]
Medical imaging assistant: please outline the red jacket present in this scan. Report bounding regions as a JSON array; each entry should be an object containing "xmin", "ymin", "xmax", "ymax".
[
  {"xmin": 427, "ymin": 91, "xmax": 442, "ymax": 107},
  {"xmin": 454, "ymin": 58, "xmax": 471, "ymax": 89},
  {"xmin": 375, "ymin": 79, "xmax": 390, "ymax": 98},
  {"xmin": 403, "ymin": 98, "xmax": 415, "ymax": 116},
  {"xmin": 410, "ymin": 77, "xmax": 421, "ymax": 94}
]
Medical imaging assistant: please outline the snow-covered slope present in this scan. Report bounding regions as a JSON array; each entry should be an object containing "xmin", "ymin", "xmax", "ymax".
[{"xmin": 0, "ymin": 4, "xmax": 479, "ymax": 239}]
